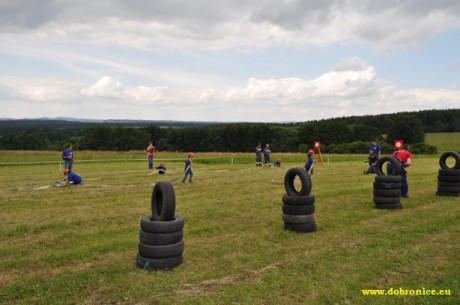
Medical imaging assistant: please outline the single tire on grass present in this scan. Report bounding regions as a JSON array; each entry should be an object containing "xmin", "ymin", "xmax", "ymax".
[
  {"xmin": 151, "ymin": 182, "xmax": 176, "ymax": 221},
  {"xmin": 138, "ymin": 240, "xmax": 184, "ymax": 259},
  {"xmin": 136, "ymin": 253, "xmax": 182, "ymax": 270},
  {"xmin": 373, "ymin": 189, "xmax": 402, "ymax": 197},
  {"xmin": 282, "ymin": 203, "xmax": 315, "ymax": 215},
  {"xmin": 373, "ymin": 196, "xmax": 401, "ymax": 205},
  {"xmin": 284, "ymin": 167, "xmax": 312, "ymax": 196},
  {"xmin": 139, "ymin": 229, "xmax": 183, "ymax": 246},
  {"xmin": 282, "ymin": 213, "xmax": 315, "ymax": 224},
  {"xmin": 436, "ymin": 190, "xmax": 460, "ymax": 197},
  {"xmin": 282, "ymin": 194, "xmax": 315, "ymax": 206},
  {"xmin": 284, "ymin": 222, "xmax": 317, "ymax": 233},
  {"xmin": 439, "ymin": 151, "xmax": 460, "ymax": 170},
  {"xmin": 375, "ymin": 156, "xmax": 402, "ymax": 176},
  {"xmin": 141, "ymin": 215, "xmax": 185, "ymax": 233}
]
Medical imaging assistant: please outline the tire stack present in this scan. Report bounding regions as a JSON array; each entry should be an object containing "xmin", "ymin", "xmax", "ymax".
[
  {"xmin": 282, "ymin": 167, "xmax": 316, "ymax": 233},
  {"xmin": 373, "ymin": 156, "xmax": 403, "ymax": 209},
  {"xmin": 436, "ymin": 151, "xmax": 460, "ymax": 197},
  {"xmin": 136, "ymin": 182, "xmax": 185, "ymax": 270}
]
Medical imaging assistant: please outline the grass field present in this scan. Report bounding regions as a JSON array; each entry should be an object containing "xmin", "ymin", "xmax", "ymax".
[
  {"xmin": 0, "ymin": 151, "xmax": 459, "ymax": 305},
  {"xmin": 426, "ymin": 132, "xmax": 460, "ymax": 152}
]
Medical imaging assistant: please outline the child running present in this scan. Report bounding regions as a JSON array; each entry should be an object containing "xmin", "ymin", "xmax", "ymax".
[{"xmin": 181, "ymin": 153, "xmax": 194, "ymax": 184}]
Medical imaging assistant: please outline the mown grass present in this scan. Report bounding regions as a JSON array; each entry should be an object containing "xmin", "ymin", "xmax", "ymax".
[{"xmin": 0, "ymin": 151, "xmax": 459, "ymax": 305}]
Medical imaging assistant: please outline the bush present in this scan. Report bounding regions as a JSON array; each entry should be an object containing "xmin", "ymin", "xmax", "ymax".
[{"xmin": 411, "ymin": 143, "xmax": 438, "ymax": 154}]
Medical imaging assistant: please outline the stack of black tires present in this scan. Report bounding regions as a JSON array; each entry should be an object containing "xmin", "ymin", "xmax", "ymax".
[
  {"xmin": 436, "ymin": 151, "xmax": 460, "ymax": 197},
  {"xmin": 282, "ymin": 167, "xmax": 316, "ymax": 233},
  {"xmin": 373, "ymin": 156, "xmax": 403, "ymax": 209},
  {"xmin": 136, "ymin": 182, "xmax": 185, "ymax": 270}
]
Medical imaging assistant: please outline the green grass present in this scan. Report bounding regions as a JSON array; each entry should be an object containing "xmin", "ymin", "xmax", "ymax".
[
  {"xmin": 426, "ymin": 132, "xmax": 460, "ymax": 152},
  {"xmin": 0, "ymin": 151, "xmax": 459, "ymax": 304}
]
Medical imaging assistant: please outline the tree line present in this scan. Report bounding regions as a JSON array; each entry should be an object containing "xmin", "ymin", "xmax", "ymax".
[{"xmin": 0, "ymin": 109, "xmax": 458, "ymax": 153}]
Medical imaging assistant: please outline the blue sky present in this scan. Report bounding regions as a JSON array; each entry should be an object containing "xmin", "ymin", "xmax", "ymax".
[{"xmin": 1, "ymin": 0, "xmax": 459, "ymax": 122}]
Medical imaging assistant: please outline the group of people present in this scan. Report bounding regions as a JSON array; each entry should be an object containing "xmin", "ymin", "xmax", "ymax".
[
  {"xmin": 145, "ymin": 142, "xmax": 193, "ymax": 184},
  {"xmin": 365, "ymin": 139, "xmax": 413, "ymax": 198},
  {"xmin": 255, "ymin": 143, "xmax": 274, "ymax": 167},
  {"xmin": 61, "ymin": 138, "xmax": 414, "ymax": 197},
  {"xmin": 61, "ymin": 145, "xmax": 83, "ymax": 185}
]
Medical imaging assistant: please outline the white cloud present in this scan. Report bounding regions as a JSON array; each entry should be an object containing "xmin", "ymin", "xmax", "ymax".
[
  {"xmin": 2, "ymin": 1, "xmax": 459, "ymax": 52},
  {"xmin": 0, "ymin": 58, "xmax": 450, "ymax": 121}
]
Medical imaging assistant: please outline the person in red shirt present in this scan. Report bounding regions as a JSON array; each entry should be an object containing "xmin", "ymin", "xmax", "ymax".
[
  {"xmin": 146, "ymin": 142, "xmax": 156, "ymax": 170},
  {"xmin": 393, "ymin": 144, "xmax": 413, "ymax": 198}
]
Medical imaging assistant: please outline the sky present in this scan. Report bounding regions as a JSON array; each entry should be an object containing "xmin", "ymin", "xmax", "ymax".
[{"xmin": 1, "ymin": 0, "xmax": 459, "ymax": 122}]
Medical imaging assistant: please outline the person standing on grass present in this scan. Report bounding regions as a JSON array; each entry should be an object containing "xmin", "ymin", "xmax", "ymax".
[
  {"xmin": 255, "ymin": 143, "xmax": 263, "ymax": 167},
  {"xmin": 274, "ymin": 159, "xmax": 282, "ymax": 167},
  {"xmin": 146, "ymin": 142, "xmax": 156, "ymax": 170},
  {"xmin": 64, "ymin": 169, "xmax": 83, "ymax": 185},
  {"xmin": 305, "ymin": 150, "xmax": 315, "ymax": 175},
  {"xmin": 62, "ymin": 144, "xmax": 74, "ymax": 172},
  {"xmin": 369, "ymin": 139, "xmax": 381, "ymax": 161},
  {"xmin": 181, "ymin": 153, "xmax": 194, "ymax": 184},
  {"xmin": 263, "ymin": 143, "xmax": 271, "ymax": 167}
]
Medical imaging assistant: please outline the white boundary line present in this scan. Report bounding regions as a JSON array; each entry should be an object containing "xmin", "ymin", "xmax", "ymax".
[{"xmin": 0, "ymin": 156, "xmax": 223, "ymax": 165}]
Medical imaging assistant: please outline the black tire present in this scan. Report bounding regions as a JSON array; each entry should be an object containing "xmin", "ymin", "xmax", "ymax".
[
  {"xmin": 282, "ymin": 194, "xmax": 315, "ymax": 206},
  {"xmin": 141, "ymin": 215, "xmax": 185, "ymax": 233},
  {"xmin": 437, "ymin": 186, "xmax": 460, "ymax": 193},
  {"xmin": 282, "ymin": 204, "xmax": 315, "ymax": 215},
  {"xmin": 284, "ymin": 167, "xmax": 312, "ymax": 196},
  {"xmin": 439, "ymin": 151, "xmax": 460, "ymax": 170},
  {"xmin": 284, "ymin": 222, "xmax": 317, "ymax": 233},
  {"xmin": 373, "ymin": 189, "xmax": 401, "ymax": 197},
  {"xmin": 373, "ymin": 182, "xmax": 402, "ymax": 189},
  {"xmin": 438, "ymin": 169, "xmax": 460, "ymax": 176},
  {"xmin": 138, "ymin": 240, "xmax": 184, "ymax": 259},
  {"xmin": 375, "ymin": 156, "xmax": 402, "ymax": 176},
  {"xmin": 437, "ymin": 175, "xmax": 460, "ymax": 182},
  {"xmin": 282, "ymin": 213, "xmax": 315, "ymax": 224},
  {"xmin": 374, "ymin": 202, "xmax": 402, "ymax": 209},
  {"xmin": 436, "ymin": 191, "xmax": 460, "ymax": 197},
  {"xmin": 375, "ymin": 175, "xmax": 402, "ymax": 183},
  {"xmin": 151, "ymin": 182, "xmax": 176, "ymax": 221},
  {"xmin": 373, "ymin": 196, "xmax": 400, "ymax": 205},
  {"xmin": 139, "ymin": 229, "xmax": 183, "ymax": 246},
  {"xmin": 136, "ymin": 253, "xmax": 182, "ymax": 270},
  {"xmin": 437, "ymin": 180, "xmax": 460, "ymax": 188}
]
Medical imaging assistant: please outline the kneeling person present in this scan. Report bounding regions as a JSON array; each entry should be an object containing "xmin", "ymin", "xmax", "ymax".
[{"xmin": 64, "ymin": 169, "xmax": 83, "ymax": 185}]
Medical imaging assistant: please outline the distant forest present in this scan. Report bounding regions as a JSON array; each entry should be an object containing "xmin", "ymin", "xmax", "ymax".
[{"xmin": 0, "ymin": 109, "xmax": 459, "ymax": 154}]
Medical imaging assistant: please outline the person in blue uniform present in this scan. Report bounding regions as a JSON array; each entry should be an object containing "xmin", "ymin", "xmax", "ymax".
[
  {"xmin": 305, "ymin": 150, "xmax": 315, "ymax": 175},
  {"xmin": 369, "ymin": 139, "xmax": 381, "ymax": 161},
  {"xmin": 274, "ymin": 159, "xmax": 281, "ymax": 167},
  {"xmin": 64, "ymin": 169, "xmax": 83, "ymax": 185},
  {"xmin": 62, "ymin": 145, "xmax": 74, "ymax": 171},
  {"xmin": 156, "ymin": 162, "xmax": 167, "ymax": 174},
  {"xmin": 263, "ymin": 144, "xmax": 271, "ymax": 166},
  {"xmin": 181, "ymin": 153, "xmax": 194, "ymax": 184},
  {"xmin": 255, "ymin": 143, "xmax": 262, "ymax": 167}
]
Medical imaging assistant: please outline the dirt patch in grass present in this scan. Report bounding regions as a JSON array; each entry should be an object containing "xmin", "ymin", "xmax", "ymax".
[{"xmin": 174, "ymin": 263, "xmax": 281, "ymax": 296}]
